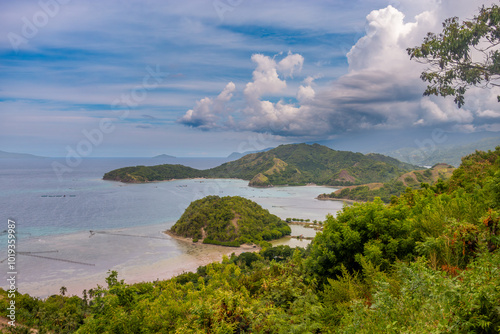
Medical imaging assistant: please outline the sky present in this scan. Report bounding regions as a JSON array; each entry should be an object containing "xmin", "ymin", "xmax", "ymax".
[{"xmin": 1, "ymin": 0, "xmax": 499, "ymax": 157}]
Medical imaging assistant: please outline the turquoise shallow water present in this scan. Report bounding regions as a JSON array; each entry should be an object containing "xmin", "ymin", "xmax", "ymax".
[{"xmin": 0, "ymin": 158, "xmax": 343, "ymax": 297}]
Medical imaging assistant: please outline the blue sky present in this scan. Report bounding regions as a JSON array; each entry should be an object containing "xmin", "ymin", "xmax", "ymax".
[{"xmin": 1, "ymin": 0, "xmax": 499, "ymax": 157}]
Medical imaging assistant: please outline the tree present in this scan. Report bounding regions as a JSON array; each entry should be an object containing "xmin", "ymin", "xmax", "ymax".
[
  {"xmin": 408, "ymin": 5, "xmax": 500, "ymax": 107},
  {"xmin": 60, "ymin": 286, "xmax": 67, "ymax": 296}
]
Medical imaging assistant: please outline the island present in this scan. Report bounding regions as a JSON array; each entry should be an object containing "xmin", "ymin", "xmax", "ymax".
[
  {"xmin": 103, "ymin": 143, "xmax": 418, "ymax": 186},
  {"xmin": 167, "ymin": 195, "xmax": 291, "ymax": 246},
  {"xmin": 152, "ymin": 154, "xmax": 177, "ymax": 159}
]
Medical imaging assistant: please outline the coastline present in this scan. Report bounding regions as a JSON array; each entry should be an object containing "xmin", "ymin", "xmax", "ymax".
[
  {"xmin": 6, "ymin": 177, "xmax": 342, "ymax": 299},
  {"xmin": 11, "ymin": 224, "xmax": 265, "ymax": 298},
  {"xmin": 104, "ymin": 175, "xmax": 344, "ymax": 190},
  {"xmin": 316, "ymin": 196, "xmax": 360, "ymax": 204},
  {"xmin": 163, "ymin": 229, "xmax": 261, "ymax": 252}
]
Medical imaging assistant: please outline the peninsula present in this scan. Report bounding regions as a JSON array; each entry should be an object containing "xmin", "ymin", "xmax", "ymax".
[{"xmin": 103, "ymin": 143, "xmax": 417, "ymax": 186}]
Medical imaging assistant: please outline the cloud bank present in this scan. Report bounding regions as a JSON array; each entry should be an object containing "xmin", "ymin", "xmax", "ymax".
[{"xmin": 180, "ymin": 1, "xmax": 500, "ymax": 137}]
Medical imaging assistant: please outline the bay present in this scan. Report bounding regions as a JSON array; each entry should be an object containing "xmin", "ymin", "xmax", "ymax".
[{"xmin": 0, "ymin": 158, "xmax": 343, "ymax": 297}]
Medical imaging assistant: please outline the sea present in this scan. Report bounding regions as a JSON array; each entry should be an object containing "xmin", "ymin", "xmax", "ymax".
[{"xmin": 0, "ymin": 157, "xmax": 344, "ymax": 297}]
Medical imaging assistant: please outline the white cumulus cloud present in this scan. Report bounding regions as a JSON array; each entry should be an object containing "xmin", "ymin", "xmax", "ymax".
[
  {"xmin": 179, "ymin": 81, "xmax": 235, "ymax": 129},
  {"xmin": 180, "ymin": 0, "xmax": 500, "ymax": 137}
]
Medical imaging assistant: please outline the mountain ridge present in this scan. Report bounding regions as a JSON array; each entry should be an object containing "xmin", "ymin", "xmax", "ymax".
[
  {"xmin": 0, "ymin": 150, "xmax": 46, "ymax": 159},
  {"xmin": 152, "ymin": 154, "xmax": 177, "ymax": 159}
]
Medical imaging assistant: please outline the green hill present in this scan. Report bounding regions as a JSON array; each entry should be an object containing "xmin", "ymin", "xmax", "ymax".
[
  {"xmin": 103, "ymin": 143, "xmax": 417, "ymax": 186},
  {"xmin": 319, "ymin": 163, "xmax": 456, "ymax": 203},
  {"xmin": 448, "ymin": 146, "xmax": 500, "ymax": 193},
  {"xmin": 102, "ymin": 164, "xmax": 203, "ymax": 183},
  {"xmin": 168, "ymin": 195, "xmax": 291, "ymax": 246}
]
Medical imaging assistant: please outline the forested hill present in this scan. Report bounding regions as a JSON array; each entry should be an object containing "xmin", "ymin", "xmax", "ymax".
[
  {"xmin": 103, "ymin": 143, "xmax": 417, "ymax": 186},
  {"xmin": 319, "ymin": 163, "xmax": 456, "ymax": 203},
  {"xmin": 169, "ymin": 195, "xmax": 291, "ymax": 246}
]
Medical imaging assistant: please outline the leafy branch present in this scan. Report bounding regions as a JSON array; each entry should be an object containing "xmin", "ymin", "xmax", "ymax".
[{"xmin": 408, "ymin": 5, "xmax": 500, "ymax": 107}]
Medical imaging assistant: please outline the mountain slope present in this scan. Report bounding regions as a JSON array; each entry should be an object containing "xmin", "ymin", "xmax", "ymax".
[
  {"xmin": 103, "ymin": 143, "xmax": 418, "ymax": 186},
  {"xmin": 318, "ymin": 163, "xmax": 456, "ymax": 203}
]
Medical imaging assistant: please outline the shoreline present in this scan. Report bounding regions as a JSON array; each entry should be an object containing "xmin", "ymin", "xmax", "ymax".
[
  {"xmin": 9, "ymin": 224, "xmax": 265, "ymax": 298},
  {"xmin": 104, "ymin": 176, "xmax": 344, "ymax": 190},
  {"xmin": 316, "ymin": 196, "xmax": 360, "ymax": 204},
  {"xmin": 7, "ymin": 178, "xmax": 342, "ymax": 298},
  {"xmin": 163, "ymin": 229, "xmax": 261, "ymax": 251},
  {"xmin": 103, "ymin": 176, "xmax": 245, "ymax": 184}
]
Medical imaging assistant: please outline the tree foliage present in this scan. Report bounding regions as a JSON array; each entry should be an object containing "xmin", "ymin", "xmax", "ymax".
[
  {"xmin": 408, "ymin": 4, "xmax": 500, "ymax": 107},
  {"xmin": 170, "ymin": 195, "xmax": 291, "ymax": 246}
]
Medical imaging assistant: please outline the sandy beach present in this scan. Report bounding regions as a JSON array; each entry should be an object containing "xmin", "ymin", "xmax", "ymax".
[{"xmin": 14, "ymin": 223, "xmax": 317, "ymax": 298}]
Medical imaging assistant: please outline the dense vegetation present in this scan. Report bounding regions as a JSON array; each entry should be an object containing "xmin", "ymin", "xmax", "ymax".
[
  {"xmin": 4, "ymin": 147, "xmax": 499, "ymax": 333},
  {"xmin": 319, "ymin": 163, "xmax": 455, "ymax": 203},
  {"xmin": 103, "ymin": 164, "xmax": 205, "ymax": 183},
  {"xmin": 319, "ymin": 180, "xmax": 407, "ymax": 203},
  {"xmin": 169, "ymin": 196, "xmax": 291, "ymax": 246},
  {"xmin": 103, "ymin": 143, "xmax": 417, "ymax": 186}
]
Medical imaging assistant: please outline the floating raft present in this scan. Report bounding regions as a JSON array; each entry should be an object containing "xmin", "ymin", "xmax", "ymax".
[
  {"xmin": 1, "ymin": 250, "xmax": 95, "ymax": 266},
  {"xmin": 19, "ymin": 252, "xmax": 95, "ymax": 266},
  {"xmin": 89, "ymin": 230, "xmax": 168, "ymax": 240},
  {"xmin": 41, "ymin": 195, "xmax": 76, "ymax": 197}
]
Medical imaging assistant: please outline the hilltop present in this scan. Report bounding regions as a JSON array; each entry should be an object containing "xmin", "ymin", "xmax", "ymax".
[
  {"xmin": 168, "ymin": 195, "xmax": 290, "ymax": 246},
  {"xmin": 103, "ymin": 143, "xmax": 417, "ymax": 186}
]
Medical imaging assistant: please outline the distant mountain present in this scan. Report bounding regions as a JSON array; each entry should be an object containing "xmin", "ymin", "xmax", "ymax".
[
  {"xmin": 385, "ymin": 136, "xmax": 500, "ymax": 167},
  {"xmin": 103, "ymin": 143, "xmax": 418, "ymax": 186},
  {"xmin": 227, "ymin": 147, "xmax": 274, "ymax": 160},
  {"xmin": 152, "ymin": 154, "xmax": 177, "ymax": 159},
  {"xmin": 0, "ymin": 150, "xmax": 46, "ymax": 159},
  {"xmin": 315, "ymin": 129, "xmax": 499, "ymax": 155}
]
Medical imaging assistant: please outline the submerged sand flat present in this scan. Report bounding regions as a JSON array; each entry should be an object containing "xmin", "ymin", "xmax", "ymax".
[
  {"xmin": 16, "ymin": 223, "xmax": 321, "ymax": 297},
  {"xmin": 17, "ymin": 224, "xmax": 260, "ymax": 297}
]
